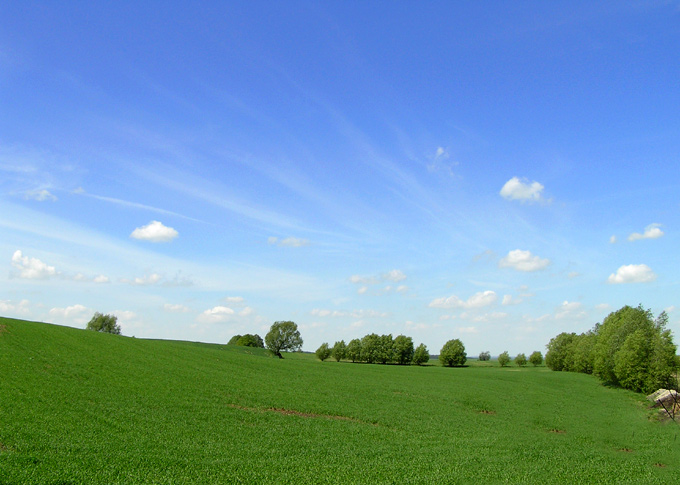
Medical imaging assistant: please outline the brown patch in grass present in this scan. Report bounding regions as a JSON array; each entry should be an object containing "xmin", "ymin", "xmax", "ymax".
[
  {"xmin": 618, "ymin": 448, "xmax": 634, "ymax": 453},
  {"xmin": 0, "ymin": 442, "xmax": 10, "ymax": 452},
  {"xmin": 549, "ymin": 428, "xmax": 566, "ymax": 434},
  {"xmin": 654, "ymin": 462, "xmax": 666, "ymax": 468},
  {"xmin": 0, "ymin": 324, "xmax": 7, "ymax": 335},
  {"xmin": 479, "ymin": 409, "xmax": 496, "ymax": 415},
  {"xmin": 227, "ymin": 403, "xmax": 377, "ymax": 426}
]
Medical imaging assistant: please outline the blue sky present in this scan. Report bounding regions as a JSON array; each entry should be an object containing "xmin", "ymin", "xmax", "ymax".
[{"xmin": 1, "ymin": 1, "xmax": 679, "ymax": 355}]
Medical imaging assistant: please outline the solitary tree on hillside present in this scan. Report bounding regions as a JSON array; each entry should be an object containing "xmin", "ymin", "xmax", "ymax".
[
  {"xmin": 86, "ymin": 312, "xmax": 121, "ymax": 335},
  {"xmin": 265, "ymin": 321, "xmax": 303, "ymax": 358},
  {"xmin": 439, "ymin": 339, "xmax": 467, "ymax": 367}
]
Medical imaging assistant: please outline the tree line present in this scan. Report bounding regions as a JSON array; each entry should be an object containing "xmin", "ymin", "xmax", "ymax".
[{"xmin": 545, "ymin": 305, "xmax": 677, "ymax": 393}]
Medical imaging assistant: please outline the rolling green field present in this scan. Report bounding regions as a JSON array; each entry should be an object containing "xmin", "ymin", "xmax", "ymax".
[{"xmin": 1, "ymin": 317, "xmax": 678, "ymax": 484}]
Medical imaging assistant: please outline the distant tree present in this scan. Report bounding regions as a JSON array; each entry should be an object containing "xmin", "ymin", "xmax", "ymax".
[
  {"xmin": 235, "ymin": 334, "xmax": 264, "ymax": 348},
  {"xmin": 497, "ymin": 351, "xmax": 510, "ymax": 367},
  {"xmin": 331, "ymin": 340, "xmax": 346, "ymax": 362},
  {"xmin": 439, "ymin": 339, "xmax": 467, "ymax": 367},
  {"xmin": 86, "ymin": 312, "xmax": 121, "ymax": 335},
  {"xmin": 265, "ymin": 321, "xmax": 303, "ymax": 359},
  {"xmin": 393, "ymin": 335, "xmax": 414, "ymax": 365},
  {"xmin": 376, "ymin": 334, "xmax": 394, "ymax": 364},
  {"xmin": 361, "ymin": 333, "xmax": 380, "ymax": 364},
  {"xmin": 412, "ymin": 343, "xmax": 430, "ymax": 365},
  {"xmin": 514, "ymin": 353, "xmax": 527, "ymax": 367},
  {"xmin": 346, "ymin": 339, "xmax": 362, "ymax": 363},
  {"xmin": 528, "ymin": 351, "xmax": 543, "ymax": 367},
  {"xmin": 315, "ymin": 342, "xmax": 331, "ymax": 361},
  {"xmin": 228, "ymin": 335, "xmax": 242, "ymax": 345},
  {"xmin": 478, "ymin": 351, "xmax": 491, "ymax": 361}
]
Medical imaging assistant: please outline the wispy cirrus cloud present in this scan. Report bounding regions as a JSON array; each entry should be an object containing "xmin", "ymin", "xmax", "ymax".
[{"xmin": 268, "ymin": 236, "xmax": 310, "ymax": 247}]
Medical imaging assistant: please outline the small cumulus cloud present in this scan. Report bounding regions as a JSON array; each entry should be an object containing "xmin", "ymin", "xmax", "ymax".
[
  {"xmin": 384, "ymin": 269, "xmax": 407, "ymax": 282},
  {"xmin": 499, "ymin": 177, "xmax": 547, "ymax": 203},
  {"xmin": 223, "ymin": 296, "xmax": 245, "ymax": 304},
  {"xmin": 24, "ymin": 189, "xmax": 57, "ymax": 202},
  {"xmin": 427, "ymin": 146, "xmax": 458, "ymax": 175},
  {"xmin": 49, "ymin": 304, "xmax": 90, "ymax": 324},
  {"xmin": 268, "ymin": 236, "xmax": 310, "ymax": 247},
  {"xmin": 610, "ymin": 235, "xmax": 617, "ymax": 244},
  {"xmin": 0, "ymin": 299, "xmax": 31, "ymax": 316},
  {"xmin": 429, "ymin": 290, "xmax": 497, "ymax": 309},
  {"xmin": 555, "ymin": 301, "xmax": 586, "ymax": 320},
  {"xmin": 628, "ymin": 223, "xmax": 664, "ymax": 241},
  {"xmin": 127, "ymin": 273, "xmax": 163, "ymax": 286},
  {"xmin": 351, "ymin": 269, "xmax": 407, "ymax": 294},
  {"xmin": 93, "ymin": 275, "xmax": 110, "ymax": 284},
  {"xmin": 198, "ymin": 306, "xmax": 235, "ymax": 323},
  {"xmin": 239, "ymin": 306, "xmax": 254, "ymax": 316},
  {"xmin": 502, "ymin": 294, "xmax": 522, "ymax": 306},
  {"xmin": 607, "ymin": 264, "xmax": 657, "ymax": 284},
  {"xmin": 11, "ymin": 250, "xmax": 58, "ymax": 279},
  {"xmin": 457, "ymin": 326, "xmax": 479, "ymax": 334},
  {"xmin": 130, "ymin": 221, "xmax": 178, "ymax": 243},
  {"xmin": 499, "ymin": 249, "xmax": 550, "ymax": 272}
]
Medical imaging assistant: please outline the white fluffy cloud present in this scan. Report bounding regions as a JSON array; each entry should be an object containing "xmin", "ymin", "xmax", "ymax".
[
  {"xmin": 49, "ymin": 304, "xmax": 90, "ymax": 324},
  {"xmin": 628, "ymin": 223, "xmax": 664, "ymax": 241},
  {"xmin": 429, "ymin": 290, "xmax": 498, "ymax": 309},
  {"xmin": 499, "ymin": 249, "xmax": 550, "ymax": 272},
  {"xmin": 555, "ymin": 301, "xmax": 586, "ymax": 320},
  {"xmin": 198, "ymin": 306, "xmax": 234, "ymax": 323},
  {"xmin": 130, "ymin": 221, "xmax": 178, "ymax": 242},
  {"xmin": 607, "ymin": 264, "xmax": 657, "ymax": 284},
  {"xmin": 11, "ymin": 250, "xmax": 58, "ymax": 279},
  {"xmin": 0, "ymin": 299, "xmax": 31, "ymax": 316},
  {"xmin": 499, "ymin": 177, "xmax": 545, "ymax": 202}
]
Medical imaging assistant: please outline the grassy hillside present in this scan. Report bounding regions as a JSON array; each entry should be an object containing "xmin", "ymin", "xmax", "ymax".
[{"xmin": 1, "ymin": 317, "xmax": 678, "ymax": 483}]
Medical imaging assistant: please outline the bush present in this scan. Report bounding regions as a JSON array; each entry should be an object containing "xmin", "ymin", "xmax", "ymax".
[
  {"xmin": 315, "ymin": 342, "xmax": 331, "ymax": 361},
  {"xmin": 545, "ymin": 333, "xmax": 576, "ymax": 371},
  {"xmin": 86, "ymin": 312, "xmax": 121, "ymax": 335},
  {"xmin": 514, "ymin": 353, "xmax": 527, "ymax": 367},
  {"xmin": 478, "ymin": 351, "xmax": 491, "ymax": 361},
  {"xmin": 528, "ymin": 351, "xmax": 543, "ymax": 367},
  {"xmin": 497, "ymin": 351, "xmax": 510, "ymax": 367},
  {"xmin": 439, "ymin": 339, "xmax": 467, "ymax": 367},
  {"xmin": 413, "ymin": 343, "xmax": 429, "ymax": 365},
  {"xmin": 235, "ymin": 334, "xmax": 264, "ymax": 348},
  {"xmin": 346, "ymin": 339, "xmax": 362, "ymax": 363}
]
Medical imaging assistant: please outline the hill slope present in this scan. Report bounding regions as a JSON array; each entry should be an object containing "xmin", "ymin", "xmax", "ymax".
[{"xmin": 1, "ymin": 317, "xmax": 678, "ymax": 483}]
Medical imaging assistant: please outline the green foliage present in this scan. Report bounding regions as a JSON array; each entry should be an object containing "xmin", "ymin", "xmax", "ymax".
[
  {"xmin": 439, "ymin": 339, "xmax": 467, "ymax": 367},
  {"xmin": 528, "ymin": 351, "xmax": 543, "ymax": 367},
  {"xmin": 228, "ymin": 335, "xmax": 242, "ymax": 345},
  {"xmin": 497, "ymin": 351, "xmax": 510, "ymax": 367},
  {"xmin": 315, "ymin": 342, "xmax": 331, "ymax": 361},
  {"xmin": 85, "ymin": 312, "xmax": 121, "ymax": 335},
  {"xmin": 346, "ymin": 338, "xmax": 362, "ymax": 362},
  {"xmin": 360, "ymin": 333, "xmax": 380, "ymax": 363},
  {"xmin": 331, "ymin": 340, "xmax": 346, "ymax": 362},
  {"xmin": 478, "ymin": 351, "xmax": 491, "ymax": 361},
  {"xmin": 514, "ymin": 353, "xmax": 527, "ymax": 367},
  {"xmin": 264, "ymin": 321, "xmax": 303, "ymax": 358},
  {"xmin": 235, "ymin": 334, "xmax": 264, "ymax": 348},
  {"xmin": 393, "ymin": 335, "xmax": 414, "ymax": 365},
  {"xmin": 2, "ymin": 317, "xmax": 680, "ymax": 483},
  {"xmin": 545, "ymin": 332, "xmax": 576, "ymax": 371},
  {"xmin": 412, "ymin": 343, "xmax": 429, "ymax": 365},
  {"xmin": 376, "ymin": 334, "xmax": 394, "ymax": 364}
]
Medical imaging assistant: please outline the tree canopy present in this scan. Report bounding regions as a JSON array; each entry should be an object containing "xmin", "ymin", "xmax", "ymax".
[
  {"xmin": 265, "ymin": 321, "xmax": 303, "ymax": 358},
  {"xmin": 86, "ymin": 312, "xmax": 121, "ymax": 335},
  {"xmin": 439, "ymin": 339, "xmax": 467, "ymax": 367}
]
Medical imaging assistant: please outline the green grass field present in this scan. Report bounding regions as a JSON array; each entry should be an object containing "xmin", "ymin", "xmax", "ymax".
[{"xmin": 1, "ymin": 317, "xmax": 678, "ymax": 483}]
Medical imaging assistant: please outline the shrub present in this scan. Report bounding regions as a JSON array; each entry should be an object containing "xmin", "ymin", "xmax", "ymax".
[
  {"xmin": 439, "ymin": 339, "xmax": 467, "ymax": 367},
  {"xmin": 478, "ymin": 351, "xmax": 491, "ymax": 361},
  {"xmin": 331, "ymin": 340, "xmax": 346, "ymax": 362},
  {"xmin": 86, "ymin": 312, "xmax": 121, "ymax": 335},
  {"xmin": 346, "ymin": 339, "xmax": 362, "ymax": 363},
  {"xmin": 235, "ymin": 334, "xmax": 264, "ymax": 348},
  {"xmin": 497, "ymin": 351, "xmax": 510, "ymax": 367}
]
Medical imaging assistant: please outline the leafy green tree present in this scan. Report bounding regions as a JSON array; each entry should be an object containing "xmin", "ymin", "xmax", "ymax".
[
  {"xmin": 545, "ymin": 332, "xmax": 576, "ymax": 371},
  {"xmin": 478, "ymin": 351, "xmax": 491, "ymax": 361},
  {"xmin": 346, "ymin": 338, "xmax": 362, "ymax": 363},
  {"xmin": 86, "ymin": 312, "xmax": 121, "ymax": 335},
  {"xmin": 315, "ymin": 342, "xmax": 331, "ymax": 361},
  {"xmin": 439, "ymin": 339, "xmax": 467, "ymax": 367},
  {"xmin": 235, "ymin": 334, "xmax": 264, "ymax": 348},
  {"xmin": 331, "ymin": 340, "xmax": 346, "ymax": 362},
  {"xmin": 514, "ymin": 353, "xmax": 527, "ymax": 367},
  {"xmin": 497, "ymin": 351, "xmax": 510, "ymax": 367},
  {"xmin": 569, "ymin": 331, "xmax": 596, "ymax": 374},
  {"xmin": 376, "ymin": 334, "xmax": 394, "ymax": 364},
  {"xmin": 361, "ymin": 333, "xmax": 380, "ymax": 363},
  {"xmin": 413, "ymin": 343, "xmax": 429, "ymax": 365},
  {"xmin": 528, "ymin": 351, "xmax": 543, "ymax": 367},
  {"xmin": 393, "ymin": 335, "xmax": 414, "ymax": 365},
  {"xmin": 265, "ymin": 321, "xmax": 303, "ymax": 358},
  {"xmin": 228, "ymin": 335, "xmax": 242, "ymax": 345}
]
